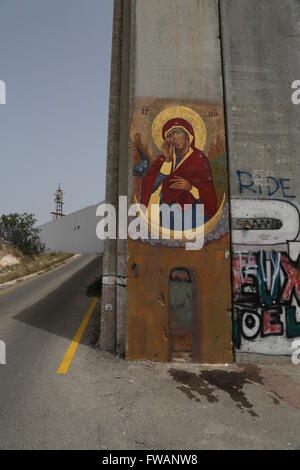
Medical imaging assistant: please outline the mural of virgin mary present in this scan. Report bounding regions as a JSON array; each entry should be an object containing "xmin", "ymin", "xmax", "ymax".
[{"xmin": 134, "ymin": 114, "xmax": 217, "ymax": 229}]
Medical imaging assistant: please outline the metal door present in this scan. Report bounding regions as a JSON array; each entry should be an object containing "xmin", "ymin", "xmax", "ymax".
[{"xmin": 169, "ymin": 268, "xmax": 193, "ymax": 361}]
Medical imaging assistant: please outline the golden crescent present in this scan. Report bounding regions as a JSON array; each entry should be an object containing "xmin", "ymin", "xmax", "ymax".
[
  {"xmin": 133, "ymin": 193, "xmax": 226, "ymax": 242},
  {"xmin": 151, "ymin": 105, "xmax": 207, "ymax": 151}
]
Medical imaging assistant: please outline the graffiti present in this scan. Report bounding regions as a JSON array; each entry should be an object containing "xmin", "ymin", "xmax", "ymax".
[
  {"xmin": 233, "ymin": 250, "xmax": 300, "ymax": 306},
  {"xmin": 232, "ymin": 196, "xmax": 300, "ymax": 356},
  {"xmin": 232, "ymin": 218, "xmax": 282, "ymax": 231},
  {"xmin": 237, "ymin": 171, "xmax": 295, "ymax": 199},
  {"xmin": 280, "ymin": 255, "xmax": 300, "ymax": 305},
  {"xmin": 234, "ymin": 306, "xmax": 300, "ymax": 347},
  {"xmin": 231, "ymin": 198, "xmax": 300, "ymax": 245},
  {"xmin": 233, "ymin": 250, "xmax": 300, "ymax": 350}
]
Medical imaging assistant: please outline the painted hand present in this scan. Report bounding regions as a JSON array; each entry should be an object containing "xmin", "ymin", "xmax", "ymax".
[
  {"xmin": 162, "ymin": 138, "xmax": 174, "ymax": 162},
  {"xmin": 169, "ymin": 176, "xmax": 192, "ymax": 191}
]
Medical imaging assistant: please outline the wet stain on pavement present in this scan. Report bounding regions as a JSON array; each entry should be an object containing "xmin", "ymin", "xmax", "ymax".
[
  {"xmin": 268, "ymin": 392, "xmax": 281, "ymax": 406},
  {"xmin": 169, "ymin": 365, "xmax": 267, "ymax": 417}
]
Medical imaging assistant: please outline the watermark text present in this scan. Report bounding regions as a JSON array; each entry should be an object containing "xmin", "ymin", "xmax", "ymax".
[
  {"xmin": 291, "ymin": 80, "xmax": 300, "ymax": 105},
  {"xmin": 0, "ymin": 340, "xmax": 6, "ymax": 365},
  {"xmin": 0, "ymin": 80, "xmax": 6, "ymax": 104},
  {"xmin": 96, "ymin": 197, "xmax": 205, "ymax": 251},
  {"xmin": 291, "ymin": 339, "xmax": 300, "ymax": 365}
]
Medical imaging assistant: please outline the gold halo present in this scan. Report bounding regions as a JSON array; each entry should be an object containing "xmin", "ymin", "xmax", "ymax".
[{"xmin": 151, "ymin": 105, "xmax": 207, "ymax": 151}]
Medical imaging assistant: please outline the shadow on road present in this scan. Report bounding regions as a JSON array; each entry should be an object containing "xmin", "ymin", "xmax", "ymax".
[{"xmin": 13, "ymin": 255, "xmax": 102, "ymax": 345}]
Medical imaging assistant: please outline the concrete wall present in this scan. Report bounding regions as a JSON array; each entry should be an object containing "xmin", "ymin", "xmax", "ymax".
[
  {"xmin": 221, "ymin": 0, "xmax": 300, "ymax": 357},
  {"xmin": 101, "ymin": 0, "xmax": 233, "ymax": 363},
  {"xmin": 134, "ymin": 0, "xmax": 223, "ymax": 102},
  {"xmin": 101, "ymin": 0, "xmax": 300, "ymax": 362},
  {"xmin": 39, "ymin": 203, "xmax": 104, "ymax": 254},
  {"xmin": 100, "ymin": 0, "xmax": 131, "ymax": 353}
]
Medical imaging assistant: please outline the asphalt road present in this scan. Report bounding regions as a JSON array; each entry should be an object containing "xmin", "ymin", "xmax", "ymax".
[
  {"xmin": 0, "ymin": 254, "xmax": 102, "ymax": 449},
  {"xmin": 0, "ymin": 253, "xmax": 300, "ymax": 450}
]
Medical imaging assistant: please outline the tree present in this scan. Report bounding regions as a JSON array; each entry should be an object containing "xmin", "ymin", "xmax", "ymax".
[{"xmin": 0, "ymin": 213, "xmax": 45, "ymax": 255}]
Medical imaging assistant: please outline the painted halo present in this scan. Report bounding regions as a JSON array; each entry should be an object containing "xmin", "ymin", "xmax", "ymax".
[{"xmin": 151, "ymin": 105, "xmax": 207, "ymax": 151}]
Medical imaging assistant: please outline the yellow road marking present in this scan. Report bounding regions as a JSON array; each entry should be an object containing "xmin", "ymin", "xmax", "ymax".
[{"xmin": 57, "ymin": 297, "xmax": 99, "ymax": 375}]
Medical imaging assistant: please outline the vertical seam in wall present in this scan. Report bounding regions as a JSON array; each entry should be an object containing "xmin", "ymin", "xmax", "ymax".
[
  {"xmin": 115, "ymin": 0, "xmax": 133, "ymax": 355},
  {"xmin": 218, "ymin": 0, "xmax": 235, "ymax": 362},
  {"xmin": 125, "ymin": 0, "xmax": 136, "ymax": 358},
  {"xmin": 100, "ymin": 0, "xmax": 124, "ymax": 352},
  {"xmin": 112, "ymin": 0, "xmax": 123, "ymax": 353}
]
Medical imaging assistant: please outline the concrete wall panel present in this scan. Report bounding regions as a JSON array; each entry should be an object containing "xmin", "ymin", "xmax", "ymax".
[
  {"xmin": 126, "ymin": 0, "xmax": 232, "ymax": 363},
  {"xmin": 134, "ymin": 0, "xmax": 223, "ymax": 102},
  {"xmin": 221, "ymin": 0, "xmax": 300, "ymax": 357}
]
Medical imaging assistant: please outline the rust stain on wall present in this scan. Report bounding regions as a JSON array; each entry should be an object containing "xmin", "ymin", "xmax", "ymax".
[{"xmin": 127, "ymin": 236, "xmax": 232, "ymax": 362}]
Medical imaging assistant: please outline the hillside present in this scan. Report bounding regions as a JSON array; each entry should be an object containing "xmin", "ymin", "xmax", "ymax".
[{"xmin": 0, "ymin": 240, "xmax": 73, "ymax": 286}]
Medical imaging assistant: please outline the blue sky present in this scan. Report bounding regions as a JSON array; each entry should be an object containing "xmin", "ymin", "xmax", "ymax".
[{"xmin": 0, "ymin": 0, "xmax": 113, "ymax": 224}]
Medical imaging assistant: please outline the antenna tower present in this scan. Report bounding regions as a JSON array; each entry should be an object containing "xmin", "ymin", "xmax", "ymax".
[{"xmin": 50, "ymin": 184, "xmax": 65, "ymax": 220}]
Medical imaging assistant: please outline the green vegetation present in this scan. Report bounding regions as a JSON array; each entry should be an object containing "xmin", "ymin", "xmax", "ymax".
[
  {"xmin": 0, "ymin": 212, "xmax": 74, "ymax": 285},
  {"xmin": 1, "ymin": 212, "xmax": 45, "ymax": 255}
]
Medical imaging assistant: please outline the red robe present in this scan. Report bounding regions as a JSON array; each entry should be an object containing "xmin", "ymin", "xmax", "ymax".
[{"xmin": 141, "ymin": 148, "xmax": 217, "ymax": 220}]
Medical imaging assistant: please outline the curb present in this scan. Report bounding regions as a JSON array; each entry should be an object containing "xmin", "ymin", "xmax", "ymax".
[{"xmin": 0, "ymin": 254, "xmax": 81, "ymax": 290}]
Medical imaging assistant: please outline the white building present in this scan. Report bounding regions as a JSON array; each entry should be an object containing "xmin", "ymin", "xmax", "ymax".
[{"xmin": 39, "ymin": 203, "xmax": 104, "ymax": 254}]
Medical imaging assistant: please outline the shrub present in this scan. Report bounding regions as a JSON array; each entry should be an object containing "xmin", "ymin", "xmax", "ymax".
[{"xmin": 0, "ymin": 213, "xmax": 45, "ymax": 255}]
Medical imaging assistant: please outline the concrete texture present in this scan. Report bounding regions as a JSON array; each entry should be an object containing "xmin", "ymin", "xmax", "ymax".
[
  {"xmin": 127, "ymin": 0, "xmax": 232, "ymax": 362},
  {"xmin": 101, "ymin": 0, "xmax": 233, "ymax": 361},
  {"xmin": 100, "ymin": 0, "xmax": 126, "ymax": 353},
  {"xmin": 133, "ymin": 0, "xmax": 223, "ymax": 101},
  {"xmin": 115, "ymin": 0, "xmax": 132, "ymax": 355},
  {"xmin": 220, "ymin": 0, "xmax": 300, "ymax": 358},
  {"xmin": 1, "ymin": 348, "xmax": 300, "ymax": 449},
  {"xmin": 220, "ymin": 0, "xmax": 300, "ymax": 196},
  {"xmin": 39, "ymin": 203, "xmax": 104, "ymax": 254},
  {"xmin": 101, "ymin": 0, "xmax": 300, "ymax": 361},
  {"xmin": 235, "ymin": 352, "xmax": 294, "ymax": 365}
]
